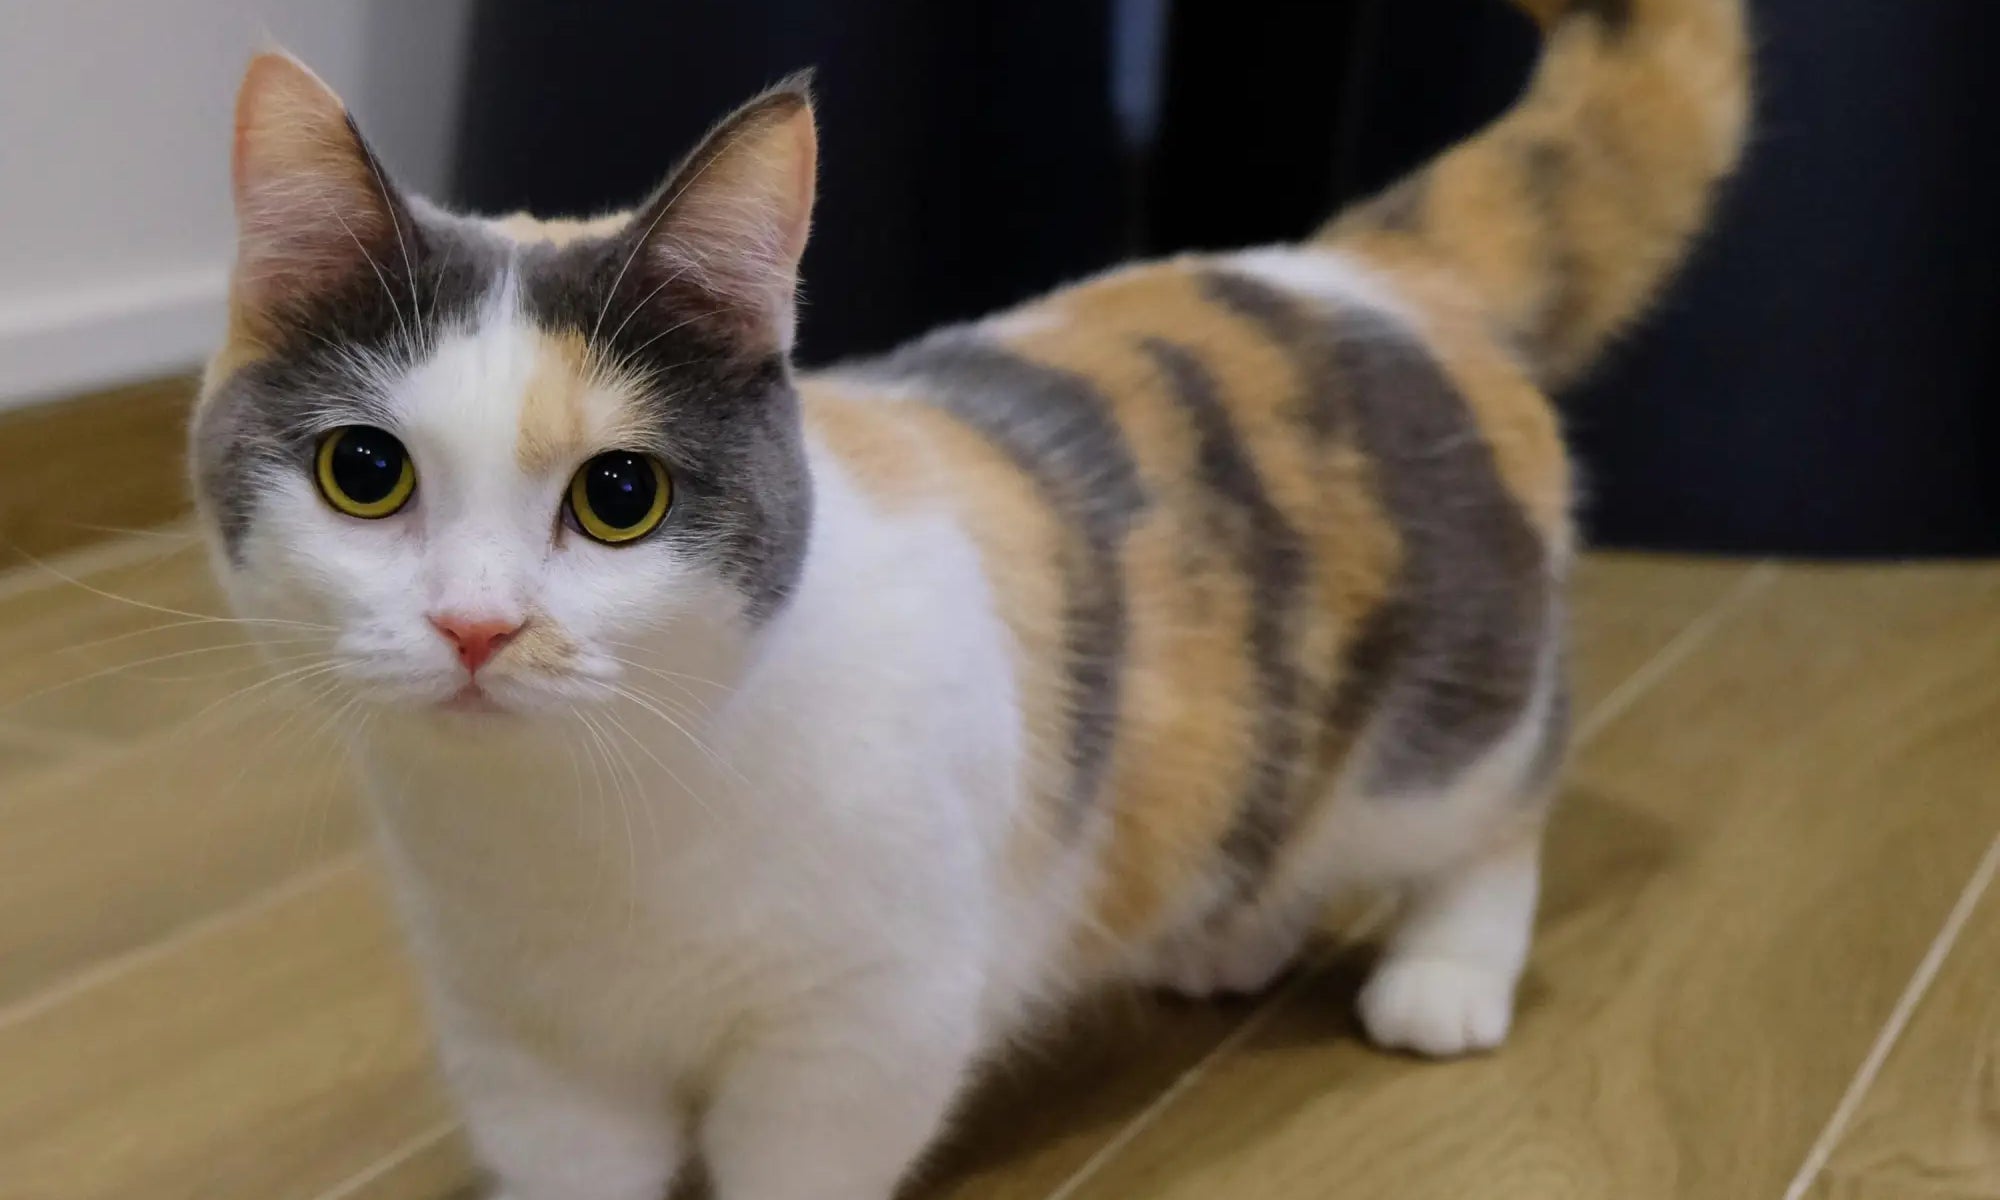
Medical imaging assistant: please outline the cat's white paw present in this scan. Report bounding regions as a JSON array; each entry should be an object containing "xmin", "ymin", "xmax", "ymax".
[{"xmin": 1358, "ymin": 956, "xmax": 1516, "ymax": 1057}]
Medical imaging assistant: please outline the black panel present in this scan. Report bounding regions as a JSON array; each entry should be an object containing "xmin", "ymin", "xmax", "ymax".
[
  {"xmin": 1334, "ymin": 0, "xmax": 2000, "ymax": 556},
  {"xmin": 1563, "ymin": 1, "xmax": 2000, "ymax": 556},
  {"xmin": 455, "ymin": 0, "xmax": 1122, "ymax": 365},
  {"xmin": 456, "ymin": 0, "xmax": 2000, "ymax": 556}
]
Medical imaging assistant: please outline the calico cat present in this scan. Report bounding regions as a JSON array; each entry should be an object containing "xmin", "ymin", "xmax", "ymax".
[{"xmin": 191, "ymin": 1, "xmax": 1749, "ymax": 1196}]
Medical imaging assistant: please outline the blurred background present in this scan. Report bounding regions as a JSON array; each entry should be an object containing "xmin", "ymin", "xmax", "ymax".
[{"xmin": 2, "ymin": 0, "xmax": 1995, "ymax": 562}]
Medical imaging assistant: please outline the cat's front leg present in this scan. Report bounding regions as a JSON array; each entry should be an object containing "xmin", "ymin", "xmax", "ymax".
[
  {"xmin": 438, "ymin": 1018, "xmax": 685, "ymax": 1200},
  {"xmin": 701, "ymin": 983, "xmax": 983, "ymax": 1200}
]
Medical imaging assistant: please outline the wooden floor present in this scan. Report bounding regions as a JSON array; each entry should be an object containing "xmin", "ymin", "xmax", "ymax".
[{"xmin": 1, "ymin": 531, "xmax": 1995, "ymax": 1200}]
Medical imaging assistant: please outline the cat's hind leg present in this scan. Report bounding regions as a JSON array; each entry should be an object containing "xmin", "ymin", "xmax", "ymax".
[
  {"xmin": 1356, "ymin": 826, "xmax": 1542, "ymax": 1057},
  {"xmin": 1355, "ymin": 683, "xmax": 1565, "ymax": 1058}
]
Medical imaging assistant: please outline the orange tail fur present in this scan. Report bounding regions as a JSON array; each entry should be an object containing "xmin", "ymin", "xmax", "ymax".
[{"xmin": 1329, "ymin": 0, "xmax": 1752, "ymax": 387}]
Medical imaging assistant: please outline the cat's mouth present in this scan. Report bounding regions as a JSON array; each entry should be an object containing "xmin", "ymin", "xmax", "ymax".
[{"xmin": 439, "ymin": 682, "xmax": 509, "ymax": 715}]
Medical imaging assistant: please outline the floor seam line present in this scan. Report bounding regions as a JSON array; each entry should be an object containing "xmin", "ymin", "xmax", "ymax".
[
  {"xmin": 1037, "ymin": 561, "xmax": 1778, "ymax": 1199},
  {"xmin": 0, "ymin": 850, "xmax": 366, "ymax": 1032},
  {"xmin": 1780, "ymin": 820, "xmax": 2000, "ymax": 1200},
  {"xmin": 0, "ymin": 703, "xmax": 282, "ymax": 802},
  {"xmin": 1575, "ymin": 560, "xmax": 1780, "ymax": 745},
  {"xmin": 1042, "ymin": 967, "xmax": 1315, "ymax": 1200},
  {"xmin": 311, "ymin": 1119, "xmax": 460, "ymax": 1200},
  {"xmin": 0, "ymin": 519, "xmax": 196, "ymax": 601}
]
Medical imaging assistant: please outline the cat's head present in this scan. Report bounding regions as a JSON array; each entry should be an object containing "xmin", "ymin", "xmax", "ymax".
[{"xmin": 191, "ymin": 53, "xmax": 818, "ymax": 718}]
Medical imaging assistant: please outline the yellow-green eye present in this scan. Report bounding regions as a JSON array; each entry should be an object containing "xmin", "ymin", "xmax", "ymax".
[
  {"xmin": 567, "ymin": 451, "xmax": 671, "ymax": 545},
  {"xmin": 315, "ymin": 426, "xmax": 415, "ymax": 519}
]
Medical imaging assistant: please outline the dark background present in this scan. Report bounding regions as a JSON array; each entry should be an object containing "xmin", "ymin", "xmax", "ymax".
[{"xmin": 455, "ymin": 0, "xmax": 2000, "ymax": 557}]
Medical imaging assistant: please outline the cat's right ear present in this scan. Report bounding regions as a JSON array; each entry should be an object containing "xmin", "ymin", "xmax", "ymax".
[
  {"xmin": 229, "ymin": 52, "xmax": 408, "ymax": 334},
  {"xmin": 623, "ymin": 74, "xmax": 819, "ymax": 355}
]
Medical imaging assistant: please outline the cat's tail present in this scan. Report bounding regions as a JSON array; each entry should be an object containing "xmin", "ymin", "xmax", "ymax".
[{"xmin": 1325, "ymin": 0, "xmax": 1751, "ymax": 388}]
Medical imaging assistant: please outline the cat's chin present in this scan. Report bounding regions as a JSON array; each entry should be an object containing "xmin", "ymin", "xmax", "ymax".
[
  {"xmin": 354, "ymin": 676, "xmax": 580, "ymax": 724},
  {"xmin": 386, "ymin": 682, "xmax": 545, "ymax": 725},
  {"xmin": 438, "ymin": 683, "xmax": 509, "ymax": 716}
]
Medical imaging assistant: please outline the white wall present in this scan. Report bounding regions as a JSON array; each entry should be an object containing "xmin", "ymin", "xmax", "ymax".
[{"xmin": 0, "ymin": 0, "xmax": 472, "ymax": 408}]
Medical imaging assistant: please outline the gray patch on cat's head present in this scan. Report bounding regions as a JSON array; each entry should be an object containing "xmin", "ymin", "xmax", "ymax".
[
  {"xmin": 192, "ymin": 201, "xmax": 509, "ymax": 563},
  {"xmin": 513, "ymin": 233, "xmax": 814, "ymax": 620}
]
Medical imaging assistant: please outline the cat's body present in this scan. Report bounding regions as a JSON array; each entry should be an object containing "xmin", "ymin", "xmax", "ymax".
[{"xmin": 193, "ymin": 2, "xmax": 1749, "ymax": 1196}]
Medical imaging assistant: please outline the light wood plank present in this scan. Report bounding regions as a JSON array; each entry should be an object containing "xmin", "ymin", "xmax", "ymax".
[
  {"xmin": 315, "ymin": 1128, "xmax": 475, "ymax": 1200},
  {"xmin": 1565, "ymin": 553, "xmax": 1768, "ymax": 715},
  {"xmin": 0, "ymin": 865, "xmax": 453, "ymax": 1200},
  {"xmin": 1050, "ymin": 564, "xmax": 2000, "ymax": 1200},
  {"xmin": 0, "ymin": 377, "xmax": 195, "ymax": 569},
  {"xmin": 0, "ymin": 540, "xmax": 308, "ymax": 743},
  {"xmin": 1813, "ymin": 853, "xmax": 2000, "ymax": 1196},
  {"xmin": 923, "ymin": 1000, "xmax": 1255, "ymax": 1200},
  {"xmin": 0, "ymin": 702, "xmax": 364, "ymax": 1011},
  {"xmin": 0, "ymin": 724, "xmax": 60, "ymax": 784},
  {"xmin": 1810, "ymin": 1177, "xmax": 1997, "ymax": 1200}
]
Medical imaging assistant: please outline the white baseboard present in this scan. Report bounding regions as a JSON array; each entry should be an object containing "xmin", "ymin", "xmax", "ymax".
[{"xmin": 0, "ymin": 268, "xmax": 228, "ymax": 411}]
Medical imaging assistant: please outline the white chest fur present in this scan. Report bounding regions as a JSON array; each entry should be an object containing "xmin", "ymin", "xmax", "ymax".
[{"xmin": 356, "ymin": 449, "xmax": 1043, "ymax": 1079}]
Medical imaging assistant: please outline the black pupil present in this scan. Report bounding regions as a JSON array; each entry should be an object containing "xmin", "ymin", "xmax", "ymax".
[
  {"xmin": 584, "ymin": 453, "xmax": 658, "ymax": 530},
  {"xmin": 330, "ymin": 430, "xmax": 405, "ymax": 504}
]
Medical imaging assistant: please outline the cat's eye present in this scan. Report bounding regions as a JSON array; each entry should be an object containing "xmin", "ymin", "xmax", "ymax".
[
  {"xmin": 315, "ymin": 426, "xmax": 416, "ymax": 519},
  {"xmin": 567, "ymin": 451, "xmax": 671, "ymax": 545}
]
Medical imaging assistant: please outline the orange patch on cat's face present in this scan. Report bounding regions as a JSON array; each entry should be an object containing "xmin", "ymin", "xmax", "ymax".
[
  {"xmin": 507, "ymin": 608, "xmax": 584, "ymax": 675},
  {"xmin": 516, "ymin": 328, "xmax": 599, "ymax": 476},
  {"xmin": 489, "ymin": 211, "xmax": 632, "ymax": 247}
]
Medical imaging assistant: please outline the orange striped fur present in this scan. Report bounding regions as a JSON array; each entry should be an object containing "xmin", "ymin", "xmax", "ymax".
[{"xmin": 803, "ymin": 0, "xmax": 1749, "ymax": 970}]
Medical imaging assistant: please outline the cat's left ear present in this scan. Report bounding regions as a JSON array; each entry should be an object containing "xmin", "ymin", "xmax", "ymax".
[
  {"xmin": 229, "ymin": 52, "xmax": 412, "ymax": 337},
  {"xmin": 629, "ymin": 73, "xmax": 818, "ymax": 353}
]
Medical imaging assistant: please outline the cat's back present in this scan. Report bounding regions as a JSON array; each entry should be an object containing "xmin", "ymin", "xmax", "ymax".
[{"xmin": 800, "ymin": 244, "xmax": 1570, "ymax": 953}]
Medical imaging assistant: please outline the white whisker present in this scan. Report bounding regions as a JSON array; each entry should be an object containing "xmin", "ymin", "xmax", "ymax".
[
  {"xmin": 588, "ymin": 125, "xmax": 751, "ymax": 345},
  {"xmin": 45, "ymin": 618, "xmax": 314, "ymax": 662},
  {"xmin": 623, "ymin": 306, "xmax": 734, "ymax": 364},
  {"xmin": 577, "ymin": 710, "xmax": 639, "ymax": 917},
  {"xmin": 303, "ymin": 173, "xmax": 411, "ymax": 349},
  {"xmin": 0, "ymin": 638, "xmax": 328, "ymax": 712},
  {"xmin": 593, "ymin": 708, "xmax": 671, "ymax": 865},
  {"xmin": 601, "ymin": 263, "xmax": 687, "ymax": 353},
  {"xmin": 182, "ymin": 658, "xmax": 348, "ymax": 731},
  {"xmin": 598, "ymin": 703, "xmax": 718, "ymax": 827},
  {"xmin": 358, "ymin": 144, "xmax": 423, "ymax": 352},
  {"xmin": 605, "ymin": 682, "xmax": 741, "ymax": 788},
  {"xmin": 2, "ymin": 539, "xmax": 332, "ymax": 631}
]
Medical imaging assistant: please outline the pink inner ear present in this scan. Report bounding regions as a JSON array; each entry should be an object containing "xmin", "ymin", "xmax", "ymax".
[
  {"xmin": 774, "ymin": 106, "xmax": 819, "ymax": 268},
  {"xmin": 640, "ymin": 95, "xmax": 819, "ymax": 349},
  {"xmin": 229, "ymin": 52, "xmax": 399, "ymax": 319}
]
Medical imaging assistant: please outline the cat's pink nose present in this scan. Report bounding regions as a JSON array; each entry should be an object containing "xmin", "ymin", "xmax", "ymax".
[{"xmin": 429, "ymin": 613, "xmax": 523, "ymax": 675}]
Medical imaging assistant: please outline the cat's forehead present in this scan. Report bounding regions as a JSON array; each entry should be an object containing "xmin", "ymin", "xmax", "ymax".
[
  {"xmin": 396, "ymin": 301, "xmax": 645, "ymax": 484},
  {"xmin": 341, "ymin": 211, "xmax": 668, "ymax": 479}
]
